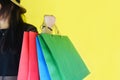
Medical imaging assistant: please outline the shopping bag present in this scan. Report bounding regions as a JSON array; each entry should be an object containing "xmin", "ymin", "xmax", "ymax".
[
  {"xmin": 17, "ymin": 32, "xmax": 29, "ymax": 80},
  {"xmin": 28, "ymin": 32, "xmax": 39, "ymax": 80},
  {"xmin": 17, "ymin": 31, "xmax": 39, "ymax": 80},
  {"xmin": 36, "ymin": 37, "xmax": 51, "ymax": 80},
  {"xmin": 37, "ymin": 33, "xmax": 90, "ymax": 80}
]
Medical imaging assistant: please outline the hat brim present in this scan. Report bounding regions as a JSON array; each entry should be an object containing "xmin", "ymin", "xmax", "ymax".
[{"xmin": 11, "ymin": 0, "xmax": 26, "ymax": 13}]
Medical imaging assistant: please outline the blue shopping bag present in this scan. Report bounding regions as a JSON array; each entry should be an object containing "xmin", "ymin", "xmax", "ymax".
[{"xmin": 36, "ymin": 36, "xmax": 51, "ymax": 80}]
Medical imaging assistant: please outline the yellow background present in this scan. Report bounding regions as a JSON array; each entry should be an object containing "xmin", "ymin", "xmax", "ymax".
[{"xmin": 21, "ymin": 0, "xmax": 120, "ymax": 80}]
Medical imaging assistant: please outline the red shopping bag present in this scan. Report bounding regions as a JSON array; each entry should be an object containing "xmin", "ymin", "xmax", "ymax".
[
  {"xmin": 17, "ymin": 32, "xmax": 29, "ymax": 80},
  {"xmin": 17, "ymin": 31, "xmax": 39, "ymax": 80}
]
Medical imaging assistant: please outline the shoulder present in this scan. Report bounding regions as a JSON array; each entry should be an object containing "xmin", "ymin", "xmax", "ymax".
[{"xmin": 23, "ymin": 23, "xmax": 38, "ymax": 32}]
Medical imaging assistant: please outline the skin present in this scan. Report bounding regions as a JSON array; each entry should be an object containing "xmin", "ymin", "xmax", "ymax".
[{"xmin": 0, "ymin": 3, "xmax": 9, "ymax": 29}]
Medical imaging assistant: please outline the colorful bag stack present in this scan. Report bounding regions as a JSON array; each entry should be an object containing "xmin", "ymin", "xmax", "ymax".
[{"xmin": 17, "ymin": 31, "xmax": 90, "ymax": 80}]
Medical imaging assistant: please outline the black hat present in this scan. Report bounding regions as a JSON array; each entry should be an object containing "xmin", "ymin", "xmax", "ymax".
[{"xmin": 11, "ymin": 0, "xmax": 26, "ymax": 13}]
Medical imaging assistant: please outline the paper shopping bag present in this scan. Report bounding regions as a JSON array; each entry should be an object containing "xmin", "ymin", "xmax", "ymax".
[
  {"xmin": 17, "ymin": 32, "xmax": 29, "ymax": 80},
  {"xmin": 36, "ymin": 37, "xmax": 51, "ymax": 80},
  {"xmin": 28, "ymin": 32, "xmax": 39, "ymax": 80},
  {"xmin": 17, "ymin": 32, "xmax": 39, "ymax": 80},
  {"xmin": 37, "ymin": 33, "xmax": 90, "ymax": 80}
]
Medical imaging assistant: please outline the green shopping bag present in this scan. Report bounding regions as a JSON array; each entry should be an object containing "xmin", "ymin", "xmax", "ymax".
[{"xmin": 37, "ymin": 33, "xmax": 90, "ymax": 80}]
